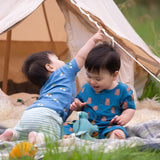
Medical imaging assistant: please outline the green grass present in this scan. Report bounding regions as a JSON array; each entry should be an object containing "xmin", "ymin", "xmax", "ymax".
[
  {"xmin": 36, "ymin": 141, "xmax": 160, "ymax": 160},
  {"xmin": 42, "ymin": 146, "xmax": 160, "ymax": 160},
  {"xmin": 5, "ymin": 139, "xmax": 160, "ymax": 160},
  {"xmin": 17, "ymin": 139, "xmax": 159, "ymax": 160},
  {"xmin": 139, "ymin": 75, "xmax": 160, "ymax": 101}
]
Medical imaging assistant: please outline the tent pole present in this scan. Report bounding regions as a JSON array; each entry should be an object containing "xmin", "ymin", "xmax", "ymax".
[
  {"xmin": 42, "ymin": 2, "xmax": 53, "ymax": 42},
  {"xmin": 2, "ymin": 30, "xmax": 12, "ymax": 93},
  {"xmin": 42, "ymin": 2, "xmax": 57, "ymax": 52}
]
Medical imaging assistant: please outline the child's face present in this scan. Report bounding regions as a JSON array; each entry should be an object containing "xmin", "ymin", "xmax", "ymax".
[{"xmin": 86, "ymin": 69, "xmax": 118, "ymax": 93}]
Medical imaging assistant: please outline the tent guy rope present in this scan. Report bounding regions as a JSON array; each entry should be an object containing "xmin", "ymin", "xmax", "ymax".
[{"xmin": 70, "ymin": 0, "xmax": 160, "ymax": 84}]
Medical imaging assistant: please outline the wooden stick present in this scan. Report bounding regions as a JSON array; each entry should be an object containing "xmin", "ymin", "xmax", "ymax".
[
  {"xmin": 42, "ymin": 2, "xmax": 56, "ymax": 52},
  {"xmin": 2, "ymin": 30, "xmax": 12, "ymax": 93}
]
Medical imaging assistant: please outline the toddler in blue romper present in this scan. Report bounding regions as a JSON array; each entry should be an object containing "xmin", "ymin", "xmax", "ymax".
[
  {"xmin": 63, "ymin": 82, "xmax": 135, "ymax": 139},
  {"xmin": 63, "ymin": 42, "xmax": 136, "ymax": 139}
]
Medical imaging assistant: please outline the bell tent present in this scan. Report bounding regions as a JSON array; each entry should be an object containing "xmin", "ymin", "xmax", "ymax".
[{"xmin": 0, "ymin": 0, "xmax": 160, "ymax": 99}]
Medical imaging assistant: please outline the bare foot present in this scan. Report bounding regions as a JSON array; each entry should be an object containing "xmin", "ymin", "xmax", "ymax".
[
  {"xmin": 109, "ymin": 129, "xmax": 125, "ymax": 139},
  {"xmin": 0, "ymin": 129, "xmax": 13, "ymax": 141},
  {"xmin": 28, "ymin": 132, "xmax": 36, "ymax": 145},
  {"xmin": 63, "ymin": 135, "xmax": 71, "ymax": 139}
]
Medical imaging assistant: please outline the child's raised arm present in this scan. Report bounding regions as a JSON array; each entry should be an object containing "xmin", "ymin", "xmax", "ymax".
[{"xmin": 75, "ymin": 28, "xmax": 105, "ymax": 69}]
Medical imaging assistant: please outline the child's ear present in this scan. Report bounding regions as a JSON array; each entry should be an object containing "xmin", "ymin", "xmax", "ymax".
[
  {"xmin": 113, "ymin": 71, "xmax": 119, "ymax": 80},
  {"xmin": 45, "ymin": 64, "xmax": 55, "ymax": 72}
]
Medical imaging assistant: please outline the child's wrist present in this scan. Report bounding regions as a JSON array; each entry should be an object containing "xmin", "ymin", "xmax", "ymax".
[{"xmin": 88, "ymin": 38, "xmax": 96, "ymax": 46}]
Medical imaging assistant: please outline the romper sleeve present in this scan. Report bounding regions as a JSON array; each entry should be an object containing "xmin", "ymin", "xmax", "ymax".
[
  {"xmin": 120, "ymin": 85, "xmax": 136, "ymax": 110},
  {"xmin": 62, "ymin": 58, "xmax": 80, "ymax": 79}
]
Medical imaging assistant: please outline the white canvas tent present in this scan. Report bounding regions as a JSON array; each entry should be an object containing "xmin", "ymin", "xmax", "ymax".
[{"xmin": 0, "ymin": 0, "xmax": 160, "ymax": 99}]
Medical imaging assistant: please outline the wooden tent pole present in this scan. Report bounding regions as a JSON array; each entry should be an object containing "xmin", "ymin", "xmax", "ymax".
[
  {"xmin": 42, "ymin": 2, "xmax": 57, "ymax": 53},
  {"xmin": 2, "ymin": 30, "xmax": 12, "ymax": 93},
  {"xmin": 42, "ymin": 2, "xmax": 53, "ymax": 42}
]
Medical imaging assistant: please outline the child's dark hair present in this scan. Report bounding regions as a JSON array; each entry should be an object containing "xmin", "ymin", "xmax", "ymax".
[
  {"xmin": 85, "ymin": 43, "xmax": 121, "ymax": 74},
  {"xmin": 22, "ymin": 51, "xmax": 54, "ymax": 87}
]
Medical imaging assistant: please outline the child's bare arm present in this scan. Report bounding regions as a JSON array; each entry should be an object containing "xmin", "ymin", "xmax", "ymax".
[
  {"xmin": 75, "ymin": 28, "xmax": 105, "ymax": 69},
  {"xmin": 110, "ymin": 109, "xmax": 135, "ymax": 126}
]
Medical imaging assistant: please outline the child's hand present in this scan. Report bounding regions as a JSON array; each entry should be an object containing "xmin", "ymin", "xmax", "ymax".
[
  {"xmin": 70, "ymin": 98, "xmax": 87, "ymax": 111},
  {"xmin": 110, "ymin": 109, "xmax": 135, "ymax": 126},
  {"xmin": 74, "ymin": 26, "xmax": 105, "ymax": 69},
  {"xmin": 110, "ymin": 115, "xmax": 128, "ymax": 126},
  {"xmin": 91, "ymin": 27, "xmax": 105, "ymax": 44}
]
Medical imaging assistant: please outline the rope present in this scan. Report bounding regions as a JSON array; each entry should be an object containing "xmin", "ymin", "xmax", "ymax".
[{"xmin": 70, "ymin": 0, "xmax": 160, "ymax": 83}]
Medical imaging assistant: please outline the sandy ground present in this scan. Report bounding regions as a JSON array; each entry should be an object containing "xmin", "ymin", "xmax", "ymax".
[
  {"xmin": 0, "ymin": 89, "xmax": 38, "ymax": 128},
  {"xmin": 0, "ymin": 89, "xmax": 160, "ymax": 128}
]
